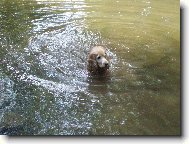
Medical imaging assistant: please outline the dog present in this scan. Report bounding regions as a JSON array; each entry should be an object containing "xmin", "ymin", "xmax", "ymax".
[{"xmin": 87, "ymin": 46, "xmax": 110, "ymax": 75}]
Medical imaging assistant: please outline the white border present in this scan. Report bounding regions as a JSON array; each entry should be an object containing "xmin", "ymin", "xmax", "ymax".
[
  {"xmin": 0, "ymin": 1, "xmax": 188, "ymax": 144},
  {"xmin": 181, "ymin": 0, "xmax": 189, "ymax": 144}
]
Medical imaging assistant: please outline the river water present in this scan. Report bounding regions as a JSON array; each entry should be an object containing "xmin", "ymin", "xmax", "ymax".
[{"xmin": 0, "ymin": 0, "xmax": 180, "ymax": 135}]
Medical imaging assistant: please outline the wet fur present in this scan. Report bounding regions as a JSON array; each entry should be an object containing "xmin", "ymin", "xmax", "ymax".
[{"xmin": 87, "ymin": 46, "xmax": 110, "ymax": 75}]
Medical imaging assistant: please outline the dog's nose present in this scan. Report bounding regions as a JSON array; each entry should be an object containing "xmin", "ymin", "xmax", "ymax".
[{"xmin": 105, "ymin": 63, "xmax": 109, "ymax": 68}]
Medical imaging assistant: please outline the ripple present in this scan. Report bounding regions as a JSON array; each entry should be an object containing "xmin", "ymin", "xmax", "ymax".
[{"xmin": 0, "ymin": 72, "xmax": 16, "ymax": 121}]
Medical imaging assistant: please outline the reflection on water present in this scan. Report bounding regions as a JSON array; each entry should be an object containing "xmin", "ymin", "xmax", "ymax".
[{"xmin": 0, "ymin": 0, "xmax": 180, "ymax": 135}]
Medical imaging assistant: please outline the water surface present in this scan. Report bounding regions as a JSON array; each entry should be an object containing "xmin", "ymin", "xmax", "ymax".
[{"xmin": 0, "ymin": 0, "xmax": 180, "ymax": 135}]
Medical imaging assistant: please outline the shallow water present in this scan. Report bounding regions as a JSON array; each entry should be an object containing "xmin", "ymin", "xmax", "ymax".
[{"xmin": 0, "ymin": 0, "xmax": 180, "ymax": 135}]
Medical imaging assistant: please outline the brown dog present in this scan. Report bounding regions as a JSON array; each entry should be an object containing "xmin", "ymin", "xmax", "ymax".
[{"xmin": 87, "ymin": 46, "xmax": 110, "ymax": 75}]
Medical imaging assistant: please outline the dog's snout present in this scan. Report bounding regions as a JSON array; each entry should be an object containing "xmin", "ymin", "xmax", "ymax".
[
  {"xmin": 105, "ymin": 62, "xmax": 109, "ymax": 68},
  {"xmin": 105, "ymin": 63, "xmax": 108, "ymax": 66}
]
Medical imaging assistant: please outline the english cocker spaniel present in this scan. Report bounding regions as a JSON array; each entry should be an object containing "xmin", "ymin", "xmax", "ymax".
[{"xmin": 87, "ymin": 46, "xmax": 110, "ymax": 75}]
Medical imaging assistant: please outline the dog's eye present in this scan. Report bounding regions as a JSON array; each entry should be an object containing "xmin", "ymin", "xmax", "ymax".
[{"xmin": 97, "ymin": 55, "xmax": 101, "ymax": 59}]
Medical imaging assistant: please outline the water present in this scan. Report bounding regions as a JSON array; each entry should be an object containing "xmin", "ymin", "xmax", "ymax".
[{"xmin": 0, "ymin": 0, "xmax": 180, "ymax": 135}]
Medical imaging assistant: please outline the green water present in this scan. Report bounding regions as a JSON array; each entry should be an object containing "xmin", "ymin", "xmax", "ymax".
[{"xmin": 0, "ymin": 0, "xmax": 180, "ymax": 135}]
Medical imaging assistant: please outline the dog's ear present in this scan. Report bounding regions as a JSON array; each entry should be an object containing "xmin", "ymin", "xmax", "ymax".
[
  {"xmin": 88, "ymin": 54, "xmax": 97, "ymax": 66},
  {"xmin": 88, "ymin": 53, "xmax": 97, "ymax": 60},
  {"xmin": 87, "ymin": 54, "xmax": 98, "ymax": 72}
]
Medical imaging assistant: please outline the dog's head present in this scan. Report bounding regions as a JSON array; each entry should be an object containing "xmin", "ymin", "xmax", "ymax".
[
  {"xmin": 94, "ymin": 54, "xmax": 109, "ymax": 68},
  {"xmin": 87, "ymin": 46, "xmax": 110, "ymax": 74}
]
